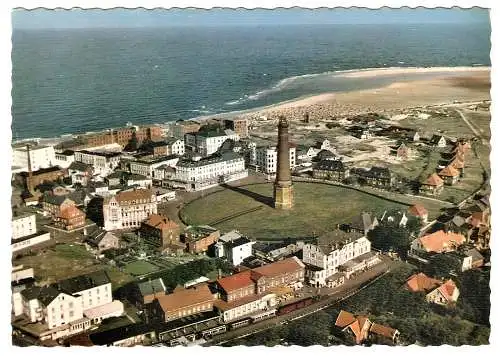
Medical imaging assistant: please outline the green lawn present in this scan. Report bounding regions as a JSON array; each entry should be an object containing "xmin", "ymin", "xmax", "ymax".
[
  {"xmin": 123, "ymin": 260, "xmax": 160, "ymax": 276},
  {"xmin": 181, "ymin": 182, "xmax": 411, "ymax": 240}
]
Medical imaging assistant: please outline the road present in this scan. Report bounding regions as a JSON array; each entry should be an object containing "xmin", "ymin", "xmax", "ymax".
[
  {"xmin": 453, "ymin": 108, "xmax": 485, "ymax": 143},
  {"xmin": 204, "ymin": 257, "xmax": 394, "ymax": 346}
]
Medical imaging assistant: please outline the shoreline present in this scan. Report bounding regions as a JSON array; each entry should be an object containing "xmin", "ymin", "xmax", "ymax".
[{"xmin": 12, "ymin": 65, "xmax": 490, "ymax": 145}]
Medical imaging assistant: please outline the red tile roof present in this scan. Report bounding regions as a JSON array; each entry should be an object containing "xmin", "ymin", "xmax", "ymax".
[
  {"xmin": 439, "ymin": 165, "xmax": 460, "ymax": 177},
  {"xmin": 424, "ymin": 173, "xmax": 444, "ymax": 186},
  {"xmin": 408, "ymin": 204, "xmax": 428, "ymax": 218},
  {"xmin": 418, "ymin": 230, "xmax": 466, "ymax": 253},
  {"xmin": 156, "ymin": 283, "xmax": 214, "ymax": 313},
  {"xmin": 406, "ymin": 273, "xmax": 442, "ymax": 293},
  {"xmin": 450, "ymin": 158, "xmax": 465, "ymax": 169},
  {"xmin": 216, "ymin": 270, "xmax": 255, "ymax": 293},
  {"xmin": 369, "ymin": 323, "xmax": 399, "ymax": 339},
  {"xmin": 143, "ymin": 214, "xmax": 179, "ymax": 230},
  {"xmin": 59, "ymin": 205, "xmax": 85, "ymax": 220},
  {"xmin": 436, "ymin": 279, "xmax": 459, "ymax": 302},
  {"xmin": 335, "ymin": 310, "xmax": 357, "ymax": 328},
  {"xmin": 252, "ymin": 256, "xmax": 305, "ymax": 278}
]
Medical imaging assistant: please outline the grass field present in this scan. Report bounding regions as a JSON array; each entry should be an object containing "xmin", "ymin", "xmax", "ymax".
[
  {"xmin": 12, "ymin": 243, "xmax": 134, "ymax": 289},
  {"xmin": 181, "ymin": 182, "xmax": 412, "ymax": 240},
  {"xmin": 399, "ymin": 109, "xmax": 475, "ymax": 139},
  {"xmin": 123, "ymin": 260, "xmax": 160, "ymax": 276}
]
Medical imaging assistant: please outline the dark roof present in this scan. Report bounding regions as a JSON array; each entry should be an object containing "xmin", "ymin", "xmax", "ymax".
[
  {"xmin": 350, "ymin": 212, "xmax": 376, "ymax": 232},
  {"xmin": 316, "ymin": 230, "xmax": 363, "ymax": 254},
  {"xmin": 20, "ymin": 286, "xmax": 61, "ymax": 306},
  {"xmin": 68, "ymin": 190, "xmax": 86, "ymax": 205},
  {"xmin": 226, "ymin": 237, "xmax": 252, "ymax": 249},
  {"xmin": 89, "ymin": 323, "xmax": 152, "ymax": 346},
  {"xmin": 137, "ymin": 278, "xmax": 166, "ymax": 297},
  {"xmin": 77, "ymin": 150, "xmax": 121, "ymax": 158},
  {"xmin": 430, "ymin": 135, "xmax": 446, "ymax": 144},
  {"xmin": 316, "ymin": 149, "xmax": 336, "ymax": 159},
  {"xmin": 314, "ymin": 160, "xmax": 346, "ymax": 171},
  {"xmin": 60, "ymin": 150, "xmax": 75, "ymax": 156},
  {"xmin": 128, "ymin": 173, "xmax": 149, "ymax": 181},
  {"xmin": 19, "ymin": 166, "xmax": 64, "ymax": 177},
  {"xmin": 57, "ymin": 270, "xmax": 111, "ymax": 295},
  {"xmin": 106, "ymin": 171, "xmax": 128, "ymax": 180},
  {"xmin": 43, "ymin": 193, "xmax": 72, "ymax": 206},
  {"xmin": 69, "ymin": 161, "xmax": 93, "ymax": 172}
]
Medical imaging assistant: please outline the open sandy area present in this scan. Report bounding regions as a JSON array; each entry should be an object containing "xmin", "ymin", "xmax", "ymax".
[{"xmin": 238, "ymin": 67, "xmax": 490, "ymax": 123}]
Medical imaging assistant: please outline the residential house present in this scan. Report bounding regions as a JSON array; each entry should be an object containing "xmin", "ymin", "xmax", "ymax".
[
  {"xmin": 347, "ymin": 212, "xmax": 379, "ymax": 235},
  {"xmin": 11, "ymin": 266, "xmax": 36, "ymax": 316},
  {"xmin": 405, "ymin": 273, "xmax": 442, "ymax": 293},
  {"xmin": 74, "ymin": 150, "xmax": 121, "ymax": 177},
  {"xmin": 254, "ymin": 145, "xmax": 296, "ymax": 175},
  {"xmin": 354, "ymin": 166, "xmax": 394, "ymax": 189},
  {"xmin": 151, "ymin": 284, "xmax": 215, "ymax": 322},
  {"xmin": 55, "ymin": 205, "xmax": 86, "ymax": 231},
  {"xmin": 42, "ymin": 194, "xmax": 76, "ymax": 218},
  {"xmin": 84, "ymin": 228, "xmax": 121, "ymax": 253},
  {"xmin": 224, "ymin": 117, "xmax": 249, "ymax": 138},
  {"xmin": 185, "ymin": 128, "xmax": 240, "ymax": 157},
  {"xmin": 450, "ymin": 158, "xmax": 465, "ymax": 177},
  {"xmin": 408, "ymin": 204, "xmax": 429, "ymax": 224},
  {"xmin": 214, "ymin": 230, "xmax": 255, "ymax": 266},
  {"xmin": 68, "ymin": 162, "xmax": 94, "ymax": 186},
  {"xmin": 127, "ymin": 174, "xmax": 153, "ymax": 188},
  {"xmin": 214, "ymin": 292, "xmax": 277, "ymax": 323},
  {"xmin": 407, "ymin": 131, "xmax": 420, "ymax": 142},
  {"xmin": 426, "ymin": 279, "xmax": 460, "ymax": 307},
  {"xmin": 430, "ymin": 135, "xmax": 447, "ymax": 148},
  {"xmin": 11, "ymin": 213, "xmax": 51, "ymax": 253},
  {"xmin": 139, "ymin": 214, "xmax": 184, "ymax": 253},
  {"xmin": 141, "ymin": 137, "xmax": 185, "ymax": 157},
  {"xmin": 315, "ymin": 149, "xmax": 339, "ymax": 162},
  {"xmin": 369, "ymin": 323, "xmax": 401, "ymax": 345},
  {"xmin": 183, "ymin": 225, "xmax": 220, "ymax": 254},
  {"xmin": 393, "ymin": 142, "xmax": 409, "ymax": 160},
  {"xmin": 312, "ymin": 160, "xmax": 349, "ymax": 182},
  {"xmin": 129, "ymin": 278, "xmax": 167, "ymax": 308},
  {"xmin": 438, "ymin": 165, "xmax": 460, "ymax": 185},
  {"xmin": 410, "ymin": 230, "xmax": 466, "ymax": 255},
  {"xmin": 420, "ymin": 173, "xmax": 444, "ymax": 196}
]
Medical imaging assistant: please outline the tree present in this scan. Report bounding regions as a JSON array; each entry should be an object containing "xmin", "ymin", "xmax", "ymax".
[
  {"xmin": 367, "ymin": 222, "xmax": 412, "ymax": 259},
  {"xmin": 424, "ymin": 254, "xmax": 460, "ymax": 279}
]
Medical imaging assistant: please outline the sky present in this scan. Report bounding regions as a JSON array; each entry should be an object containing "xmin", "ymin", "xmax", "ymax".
[{"xmin": 11, "ymin": 7, "xmax": 490, "ymax": 29}]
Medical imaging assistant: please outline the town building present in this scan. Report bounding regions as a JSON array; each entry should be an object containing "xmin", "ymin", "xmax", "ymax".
[
  {"xmin": 183, "ymin": 225, "xmax": 220, "ymax": 254},
  {"xmin": 140, "ymin": 214, "xmax": 184, "ymax": 252},
  {"xmin": 141, "ymin": 137, "xmax": 185, "ymax": 157},
  {"xmin": 254, "ymin": 145, "xmax": 296, "ymax": 175},
  {"xmin": 128, "ymin": 278, "xmax": 167, "ymax": 308},
  {"xmin": 12, "ymin": 144, "xmax": 56, "ymax": 171},
  {"xmin": 224, "ymin": 118, "xmax": 249, "ymax": 138},
  {"xmin": 127, "ymin": 174, "xmax": 153, "ymax": 188},
  {"xmin": 216, "ymin": 256, "xmax": 305, "ymax": 303},
  {"xmin": 166, "ymin": 152, "xmax": 247, "ymax": 192},
  {"xmin": 346, "ymin": 212, "xmax": 379, "ymax": 235},
  {"xmin": 12, "ymin": 212, "xmax": 37, "ymax": 240},
  {"xmin": 102, "ymin": 189, "xmax": 158, "ymax": 231},
  {"xmin": 74, "ymin": 150, "xmax": 122, "ymax": 176},
  {"xmin": 312, "ymin": 160, "xmax": 349, "ymax": 181},
  {"xmin": 16, "ymin": 167, "xmax": 68, "ymax": 194},
  {"xmin": 410, "ymin": 230, "xmax": 466, "ymax": 255},
  {"xmin": 438, "ymin": 165, "xmax": 460, "ymax": 185},
  {"xmin": 129, "ymin": 155, "xmax": 180, "ymax": 179},
  {"xmin": 54, "ymin": 150, "xmax": 76, "ymax": 169},
  {"xmin": 214, "ymin": 292, "xmax": 277, "ymax": 323},
  {"xmin": 214, "ymin": 230, "xmax": 255, "ymax": 266},
  {"xmin": 54, "ymin": 205, "xmax": 86, "ymax": 231},
  {"xmin": 170, "ymin": 120, "xmax": 202, "ymax": 140},
  {"xmin": 42, "ymin": 194, "xmax": 76, "ymax": 218},
  {"xmin": 420, "ymin": 173, "xmax": 445, "ymax": 196},
  {"xmin": 12, "ymin": 266, "xmax": 36, "ymax": 317},
  {"xmin": 408, "ymin": 204, "xmax": 429, "ymax": 223},
  {"xmin": 68, "ymin": 161, "xmax": 94, "ymax": 186},
  {"xmin": 426, "ymin": 279, "xmax": 460, "ymax": 306},
  {"xmin": 151, "ymin": 284, "xmax": 215, "ymax": 322},
  {"xmin": 185, "ymin": 128, "xmax": 240, "ymax": 157},
  {"xmin": 302, "ymin": 230, "xmax": 376, "ymax": 287},
  {"xmin": 18, "ymin": 271, "xmax": 122, "ymax": 341},
  {"xmin": 393, "ymin": 142, "xmax": 409, "ymax": 160}
]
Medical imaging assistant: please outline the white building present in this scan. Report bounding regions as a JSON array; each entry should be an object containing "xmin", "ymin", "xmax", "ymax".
[
  {"xmin": 127, "ymin": 174, "xmax": 153, "ymax": 189},
  {"xmin": 130, "ymin": 155, "xmax": 180, "ymax": 179},
  {"xmin": 214, "ymin": 230, "xmax": 255, "ymax": 266},
  {"xmin": 19, "ymin": 270, "xmax": 123, "ymax": 340},
  {"xmin": 74, "ymin": 150, "xmax": 122, "ymax": 176},
  {"xmin": 54, "ymin": 150, "xmax": 76, "ymax": 169},
  {"xmin": 11, "ymin": 213, "xmax": 51, "ymax": 253},
  {"xmin": 166, "ymin": 152, "xmax": 247, "ymax": 192},
  {"xmin": 102, "ymin": 188, "xmax": 158, "ymax": 231},
  {"xmin": 186, "ymin": 129, "xmax": 240, "ymax": 157},
  {"xmin": 12, "ymin": 144, "xmax": 56, "ymax": 171},
  {"xmin": 254, "ymin": 145, "xmax": 296, "ymax": 175},
  {"xmin": 302, "ymin": 231, "xmax": 373, "ymax": 287},
  {"xmin": 12, "ymin": 213, "xmax": 37, "ymax": 240},
  {"xmin": 164, "ymin": 137, "xmax": 185, "ymax": 156},
  {"xmin": 215, "ymin": 293, "xmax": 277, "ymax": 323}
]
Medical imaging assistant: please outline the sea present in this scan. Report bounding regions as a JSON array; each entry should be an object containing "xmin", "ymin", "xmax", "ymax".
[{"xmin": 11, "ymin": 23, "xmax": 491, "ymax": 141}]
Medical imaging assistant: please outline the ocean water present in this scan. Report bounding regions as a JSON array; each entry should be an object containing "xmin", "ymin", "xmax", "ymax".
[{"xmin": 11, "ymin": 23, "xmax": 491, "ymax": 140}]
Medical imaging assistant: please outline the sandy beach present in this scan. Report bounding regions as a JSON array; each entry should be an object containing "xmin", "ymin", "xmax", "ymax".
[{"xmin": 236, "ymin": 67, "xmax": 490, "ymax": 123}]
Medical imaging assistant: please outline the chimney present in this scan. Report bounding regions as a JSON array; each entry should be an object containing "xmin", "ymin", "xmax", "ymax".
[{"xmin": 26, "ymin": 144, "xmax": 34, "ymax": 193}]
